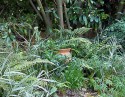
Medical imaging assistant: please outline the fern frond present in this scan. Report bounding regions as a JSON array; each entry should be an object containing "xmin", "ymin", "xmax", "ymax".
[
  {"xmin": 63, "ymin": 27, "xmax": 91, "ymax": 35},
  {"xmin": 3, "ymin": 71, "xmax": 26, "ymax": 77},
  {"xmin": 62, "ymin": 37, "xmax": 92, "ymax": 48},
  {"xmin": 73, "ymin": 27, "xmax": 91, "ymax": 35},
  {"xmin": 53, "ymin": 27, "xmax": 91, "ymax": 39},
  {"xmin": 64, "ymin": 37, "xmax": 92, "ymax": 44},
  {"xmin": 11, "ymin": 58, "xmax": 55, "ymax": 71}
]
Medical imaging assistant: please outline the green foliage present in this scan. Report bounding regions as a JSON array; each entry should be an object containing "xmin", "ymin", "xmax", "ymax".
[
  {"xmin": 0, "ymin": 0, "xmax": 117, "ymax": 32},
  {"xmin": 0, "ymin": 0, "xmax": 125, "ymax": 96},
  {"xmin": 0, "ymin": 41, "xmax": 68, "ymax": 97},
  {"xmin": 103, "ymin": 17, "xmax": 125, "ymax": 48},
  {"xmin": 63, "ymin": 58, "xmax": 84, "ymax": 90},
  {"xmin": 53, "ymin": 27, "xmax": 91, "ymax": 39},
  {"xmin": 5, "ymin": 14, "xmax": 36, "ymax": 24},
  {"xmin": 84, "ymin": 37, "xmax": 125, "ymax": 96},
  {"xmin": 67, "ymin": 0, "xmax": 109, "ymax": 29},
  {"xmin": 1, "ymin": 27, "xmax": 125, "ymax": 96},
  {"xmin": 0, "ymin": 22, "xmax": 32, "ymax": 45},
  {"xmin": 30, "ymin": 27, "xmax": 125, "ymax": 96},
  {"xmin": 0, "ymin": 0, "xmax": 32, "ymax": 17},
  {"xmin": 61, "ymin": 37, "xmax": 92, "ymax": 57},
  {"xmin": 103, "ymin": 18, "xmax": 125, "ymax": 39},
  {"xmin": 0, "ymin": 22, "xmax": 41, "ymax": 52}
]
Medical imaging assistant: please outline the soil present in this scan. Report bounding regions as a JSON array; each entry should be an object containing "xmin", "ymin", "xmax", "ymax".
[{"xmin": 57, "ymin": 88, "xmax": 98, "ymax": 97}]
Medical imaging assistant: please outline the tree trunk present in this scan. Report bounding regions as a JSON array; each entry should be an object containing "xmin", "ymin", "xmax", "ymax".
[
  {"xmin": 63, "ymin": 1, "xmax": 70, "ymax": 29},
  {"xmin": 29, "ymin": 0, "xmax": 43, "ymax": 21},
  {"xmin": 44, "ymin": 0, "xmax": 52, "ymax": 27},
  {"xmin": 36, "ymin": 0, "xmax": 52, "ymax": 32},
  {"xmin": 56, "ymin": 0, "xmax": 64, "ymax": 29}
]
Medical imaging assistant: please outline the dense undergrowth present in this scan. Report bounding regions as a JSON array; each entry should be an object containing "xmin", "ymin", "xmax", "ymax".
[
  {"xmin": 1, "ymin": 0, "xmax": 125, "ymax": 96},
  {"xmin": 1, "ymin": 17, "xmax": 125, "ymax": 97}
]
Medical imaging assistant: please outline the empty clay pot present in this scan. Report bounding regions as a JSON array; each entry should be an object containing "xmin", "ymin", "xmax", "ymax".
[
  {"xmin": 58, "ymin": 48, "xmax": 72, "ymax": 63},
  {"xmin": 58, "ymin": 48, "xmax": 71, "ymax": 56}
]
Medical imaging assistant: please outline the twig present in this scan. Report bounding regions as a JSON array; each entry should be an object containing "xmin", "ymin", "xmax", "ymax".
[
  {"xmin": 0, "ymin": 6, "xmax": 5, "ymax": 15},
  {"xmin": 63, "ymin": 1, "xmax": 71, "ymax": 29},
  {"xmin": 0, "ymin": 52, "xmax": 10, "ymax": 54},
  {"xmin": 12, "ymin": 23, "xmax": 29, "ymax": 43},
  {"xmin": 29, "ymin": 0, "xmax": 43, "ymax": 21}
]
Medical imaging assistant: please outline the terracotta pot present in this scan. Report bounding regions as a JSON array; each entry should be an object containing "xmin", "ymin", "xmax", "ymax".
[
  {"xmin": 58, "ymin": 48, "xmax": 72, "ymax": 63},
  {"xmin": 58, "ymin": 48, "xmax": 71, "ymax": 56}
]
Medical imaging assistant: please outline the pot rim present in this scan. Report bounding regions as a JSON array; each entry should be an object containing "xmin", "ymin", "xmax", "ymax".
[{"xmin": 59, "ymin": 48, "xmax": 71, "ymax": 51}]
